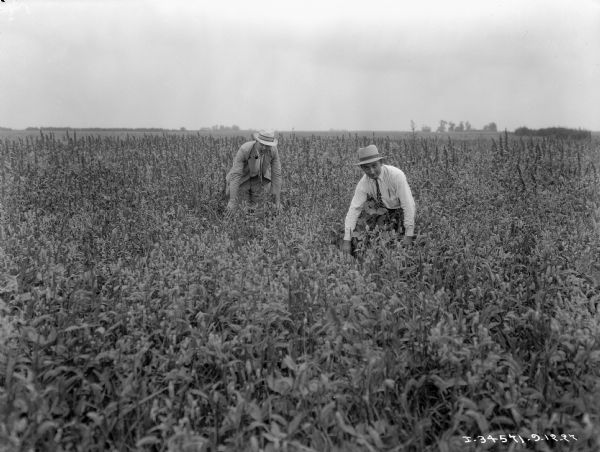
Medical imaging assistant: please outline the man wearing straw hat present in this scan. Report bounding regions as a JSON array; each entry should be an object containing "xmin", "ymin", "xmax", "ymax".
[
  {"xmin": 226, "ymin": 130, "xmax": 282, "ymax": 211},
  {"xmin": 342, "ymin": 144, "xmax": 416, "ymax": 255}
]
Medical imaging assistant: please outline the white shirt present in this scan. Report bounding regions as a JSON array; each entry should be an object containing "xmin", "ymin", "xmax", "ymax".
[{"xmin": 344, "ymin": 164, "xmax": 416, "ymax": 240}]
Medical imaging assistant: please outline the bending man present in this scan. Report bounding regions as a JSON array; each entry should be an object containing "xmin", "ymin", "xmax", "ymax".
[
  {"xmin": 226, "ymin": 130, "xmax": 282, "ymax": 211},
  {"xmin": 342, "ymin": 144, "xmax": 416, "ymax": 254}
]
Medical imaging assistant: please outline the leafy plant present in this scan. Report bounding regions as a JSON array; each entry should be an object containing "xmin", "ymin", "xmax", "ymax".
[{"xmin": 0, "ymin": 131, "xmax": 599, "ymax": 451}]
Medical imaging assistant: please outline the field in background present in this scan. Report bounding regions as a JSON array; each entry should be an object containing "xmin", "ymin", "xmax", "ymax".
[
  {"xmin": 0, "ymin": 129, "xmax": 510, "ymax": 140},
  {"xmin": 1, "ymin": 131, "xmax": 599, "ymax": 451}
]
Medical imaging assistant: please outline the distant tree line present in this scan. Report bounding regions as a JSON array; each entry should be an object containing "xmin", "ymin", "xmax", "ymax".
[
  {"xmin": 199, "ymin": 125, "xmax": 241, "ymax": 132},
  {"xmin": 514, "ymin": 126, "xmax": 591, "ymax": 140},
  {"xmin": 20, "ymin": 125, "xmax": 247, "ymax": 132},
  {"xmin": 18, "ymin": 126, "xmax": 248, "ymax": 133},
  {"xmin": 419, "ymin": 120, "xmax": 498, "ymax": 133},
  {"xmin": 27, "ymin": 127, "xmax": 183, "ymax": 132}
]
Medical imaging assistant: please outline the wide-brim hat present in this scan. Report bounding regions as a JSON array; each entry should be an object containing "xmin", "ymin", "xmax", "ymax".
[
  {"xmin": 354, "ymin": 144, "xmax": 384, "ymax": 165},
  {"xmin": 253, "ymin": 130, "xmax": 278, "ymax": 147}
]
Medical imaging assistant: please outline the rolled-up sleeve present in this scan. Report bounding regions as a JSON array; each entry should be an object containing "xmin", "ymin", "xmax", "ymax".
[
  {"xmin": 269, "ymin": 146, "xmax": 282, "ymax": 195},
  {"xmin": 396, "ymin": 172, "xmax": 416, "ymax": 236},
  {"xmin": 228, "ymin": 146, "xmax": 248, "ymax": 204},
  {"xmin": 344, "ymin": 182, "xmax": 368, "ymax": 240}
]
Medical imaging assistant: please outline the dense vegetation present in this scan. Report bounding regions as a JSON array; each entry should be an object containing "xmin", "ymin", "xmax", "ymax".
[
  {"xmin": 1, "ymin": 131, "xmax": 599, "ymax": 451},
  {"xmin": 513, "ymin": 127, "xmax": 591, "ymax": 140}
]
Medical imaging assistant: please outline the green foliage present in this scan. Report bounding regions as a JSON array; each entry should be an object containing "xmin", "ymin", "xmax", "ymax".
[
  {"xmin": 350, "ymin": 198, "xmax": 400, "ymax": 258},
  {"xmin": 1, "ymin": 132, "xmax": 599, "ymax": 451},
  {"xmin": 514, "ymin": 127, "xmax": 591, "ymax": 140}
]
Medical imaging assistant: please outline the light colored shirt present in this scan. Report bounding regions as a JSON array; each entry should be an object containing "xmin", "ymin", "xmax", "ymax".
[{"xmin": 344, "ymin": 164, "xmax": 415, "ymax": 240}]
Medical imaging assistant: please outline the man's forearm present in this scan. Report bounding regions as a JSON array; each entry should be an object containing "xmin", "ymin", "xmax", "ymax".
[
  {"xmin": 228, "ymin": 180, "xmax": 240, "ymax": 206},
  {"xmin": 343, "ymin": 228, "xmax": 353, "ymax": 241},
  {"xmin": 344, "ymin": 207, "xmax": 361, "ymax": 240}
]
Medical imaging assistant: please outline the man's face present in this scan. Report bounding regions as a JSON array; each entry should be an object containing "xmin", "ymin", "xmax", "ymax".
[
  {"xmin": 257, "ymin": 142, "xmax": 270, "ymax": 154},
  {"xmin": 360, "ymin": 160, "xmax": 382, "ymax": 179}
]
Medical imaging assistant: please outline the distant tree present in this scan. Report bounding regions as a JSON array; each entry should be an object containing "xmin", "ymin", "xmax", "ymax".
[
  {"xmin": 514, "ymin": 126, "xmax": 590, "ymax": 139},
  {"xmin": 180, "ymin": 127, "xmax": 187, "ymax": 131},
  {"xmin": 455, "ymin": 121, "xmax": 465, "ymax": 132},
  {"xmin": 410, "ymin": 120, "xmax": 416, "ymax": 133},
  {"xmin": 465, "ymin": 121, "xmax": 472, "ymax": 131},
  {"xmin": 448, "ymin": 122, "xmax": 456, "ymax": 132},
  {"xmin": 232, "ymin": 124, "xmax": 240, "ymax": 131},
  {"xmin": 436, "ymin": 120, "xmax": 447, "ymax": 133},
  {"xmin": 483, "ymin": 122, "xmax": 498, "ymax": 132},
  {"xmin": 421, "ymin": 125, "xmax": 432, "ymax": 133},
  {"xmin": 514, "ymin": 127, "xmax": 532, "ymax": 136}
]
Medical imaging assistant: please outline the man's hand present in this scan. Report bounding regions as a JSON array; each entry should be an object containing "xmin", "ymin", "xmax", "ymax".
[
  {"xmin": 273, "ymin": 194, "xmax": 282, "ymax": 212},
  {"xmin": 402, "ymin": 235, "xmax": 415, "ymax": 246},
  {"xmin": 342, "ymin": 240, "xmax": 352, "ymax": 255},
  {"xmin": 225, "ymin": 201, "xmax": 236, "ymax": 217}
]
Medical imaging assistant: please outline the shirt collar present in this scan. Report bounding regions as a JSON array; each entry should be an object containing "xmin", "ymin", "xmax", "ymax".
[
  {"xmin": 375, "ymin": 164, "xmax": 386, "ymax": 181},
  {"xmin": 252, "ymin": 142, "xmax": 263, "ymax": 158}
]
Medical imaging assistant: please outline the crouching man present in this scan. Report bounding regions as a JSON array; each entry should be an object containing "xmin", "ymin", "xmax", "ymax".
[
  {"xmin": 342, "ymin": 144, "xmax": 416, "ymax": 255},
  {"xmin": 226, "ymin": 130, "xmax": 282, "ymax": 211}
]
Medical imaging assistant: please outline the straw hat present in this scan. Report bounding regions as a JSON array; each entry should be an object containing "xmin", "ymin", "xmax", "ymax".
[
  {"xmin": 253, "ymin": 130, "xmax": 278, "ymax": 146},
  {"xmin": 354, "ymin": 144, "xmax": 384, "ymax": 165}
]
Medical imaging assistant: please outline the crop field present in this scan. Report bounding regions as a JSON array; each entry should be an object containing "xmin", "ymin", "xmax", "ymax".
[{"xmin": 1, "ymin": 130, "xmax": 599, "ymax": 451}]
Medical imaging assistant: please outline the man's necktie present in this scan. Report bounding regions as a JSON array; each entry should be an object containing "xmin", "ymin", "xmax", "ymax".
[
  {"xmin": 259, "ymin": 152, "xmax": 264, "ymax": 183},
  {"xmin": 375, "ymin": 179, "xmax": 383, "ymax": 208}
]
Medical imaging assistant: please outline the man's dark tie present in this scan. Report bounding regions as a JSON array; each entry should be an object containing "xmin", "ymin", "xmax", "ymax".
[{"xmin": 375, "ymin": 179, "xmax": 383, "ymax": 207}]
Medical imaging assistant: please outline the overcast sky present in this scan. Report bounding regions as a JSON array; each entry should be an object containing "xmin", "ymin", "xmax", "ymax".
[{"xmin": 1, "ymin": 0, "xmax": 599, "ymax": 131}]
